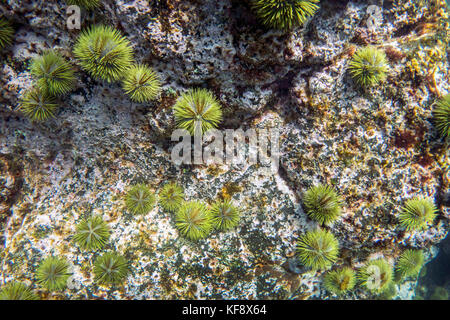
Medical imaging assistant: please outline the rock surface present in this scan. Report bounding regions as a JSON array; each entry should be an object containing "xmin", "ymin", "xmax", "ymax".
[{"xmin": 0, "ymin": 0, "xmax": 448, "ymax": 299}]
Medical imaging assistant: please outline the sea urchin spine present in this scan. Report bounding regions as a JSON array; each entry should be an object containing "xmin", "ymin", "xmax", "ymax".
[
  {"xmin": 303, "ymin": 184, "xmax": 342, "ymax": 225},
  {"xmin": 173, "ymin": 88, "xmax": 223, "ymax": 136},
  {"xmin": 36, "ymin": 256, "xmax": 71, "ymax": 291},
  {"xmin": 73, "ymin": 25, "xmax": 133, "ymax": 83},
  {"xmin": 323, "ymin": 267, "xmax": 356, "ymax": 296},
  {"xmin": 158, "ymin": 182, "xmax": 185, "ymax": 212},
  {"xmin": 251, "ymin": 0, "xmax": 320, "ymax": 30},
  {"xmin": 73, "ymin": 215, "xmax": 110, "ymax": 251},
  {"xmin": 122, "ymin": 64, "xmax": 161, "ymax": 103},
  {"xmin": 398, "ymin": 197, "xmax": 437, "ymax": 231},
  {"xmin": 125, "ymin": 184, "xmax": 156, "ymax": 215},
  {"xmin": 210, "ymin": 199, "xmax": 241, "ymax": 231},
  {"xmin": 175, "ymin": 201, "xmax": 214, "ymax": 241},
  {"xmin": 296, "ymin": 229, "xmax": 339, "ymax": 270},
  {"xmin": 93, "ymin": 252, "xmax": 129, "ymax": 286},
  {"xmin": 348, "ymin": 46, "xmax": 388, "ymax": 87}
]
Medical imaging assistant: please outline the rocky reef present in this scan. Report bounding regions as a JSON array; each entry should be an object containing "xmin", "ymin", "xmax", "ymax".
[{"xmin": 0, "ymin": 0, "xmax": 448, "ymax": 300}]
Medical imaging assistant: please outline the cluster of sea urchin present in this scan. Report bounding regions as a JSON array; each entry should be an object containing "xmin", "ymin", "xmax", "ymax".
[
  {"xmin": 158, "ymin": 181, "xmax": 241, "ymax": 240},
  {"xmin": 18, "ymin": 50, "xmax": 76, "ymax": 121}
]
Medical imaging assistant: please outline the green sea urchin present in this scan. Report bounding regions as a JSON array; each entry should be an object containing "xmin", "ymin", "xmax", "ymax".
[
  {"xmin": 125, "ymin": 184, "xmax": 156, "ymax": 215},
  {"xmin": 173, "ymin": 88, "xmax": 223, "ymax": 136},
  {"xmin": 303, "ymin": 184, "xmax": 342, "ymax": 225},
  {"xmin": 358, "ymin": 259, "xmax": 393, "ymax": 294},
  {"xmin": 18, "ymin": 87, "xmax": 58, "ymax": 122},
  {"xmin": 0, "ymin": 282, "xmax": 38, "ymax": 300},
  {"xmin": 348, "ymin": 46, "xmax": 388, "ymax": 87},
  {"xmin": 30, "ymin": 50, "xmax": 76, "ymax": 96},
  {"xmin": 0, "ymin": 18, "xmax": 14, "ymax": 49},
  {"xmin": 175, "ymin": 201, "xmax": 213, "ymax": 241},
  {"xmin": 433, "ymin": 94, "xmax": 450, "ymax": 140},
  {"xmin": 94, "ymin": 252, "xmax": 129, "ymax": 286},
  {"xmin": 251, "ymin": 0, "xmax": 320, "ymax": 30},
  {"xmin": 378, "ymin": 282, "xmax": 397, "ymax": 300},
  {"xmin": 73, "ymin": 215, "xmax": 110, "ymax": 251},
  {"xmin": 36, "ymin": 256, "xmax": 71, "ymax": 291},
  {"xmin": 323, "ymin": 267, "xmax": 356, "ymax": 296},
  {"xmin": 395, "ymin": 249, "xmax": 425, "ymax": 278},
  {"xmin": 210, "ymin": 199, "xmax": 240, "ymax": 231},
  {"xmin": 296, "ymin": 229, "xmax": 339, "ymax": 270},
  {"xmin": 398, "ymin": 197, "xmax": 437, "ymax": 231},
  {"xmin": 66, "ymin": 0, "xmax": 102, "ymax": 10},
  {"xmin": 158, "ymin": 182, "xmax": 185, "ymax": 212},
  {"xmin": 73, "ymin": 25, "xmax": 133, "ymax": 83},
  {"xmin": 122, "ymin": 64, "xmax": 161, "ymax": 103}
]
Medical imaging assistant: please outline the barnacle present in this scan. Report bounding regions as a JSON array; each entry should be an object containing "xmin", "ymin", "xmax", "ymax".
[
  {"xmin": 73, "ymin": 215, "xmax": 110, "ymax": 251},
  {"xmin": 210, "ymin": 199, "xmax": 240, "ymax": 231},
  {"xmin": 125, "ymin": 184, "xmax": 156, "ymax": 215},
  {"xmin": 93, "ymin": 252, "xmax": 129, "ymax": 286},
  {"xmin": 398, "ymin": 197, "xmax": 437, "ymax": 231},
  {"xmin": 66, "ymin": 0, "xmax": 102, "ymax": 10},
  {"xmin": 122, "ymin": 64, "xmax": 161, "ymax": 102},
  {"xmin": 0, "ymin": 18, "xmax": 14, "ymax": 49},
  {"xmin": 348, "ymin": 46, "xmax": 388, "ymax": 87},
  {"xmin": 323, "ymin": 267, "xmax": 356, "ymax": 296},
  {"xmin": 358, "ymin": 259, "xmax": 393, "ymax": 294},
  {"xmin": 175, "ymin": 201, "xmax": 213, "ymax": 241},
  {"xmin": 433, "ymin": 94, "xmax": 450, "ymax": 140},
  {"xmin": 303, "ymin": 184, "xmax": 342, "ymax": 225},
  {"xmin": 73, "ymin": 25, "xmax": 133, "ymax": 83},
  {"xmin": 0, "ymin": 282, "xmax": 38, "ymax": 300},
  {"xmin": 173, "ymin": 88, "xmax": 223, "ymax": 136},
  {"xmin": 158, "ymin": 182, "xmax": 185, "ymax": 212},
  {"xmin": 30, "ymin": 50, "xmax": 76, "ymax": 96},
  {"xmin": 395, "ymin": 249, "xmax": 425, "ymax": 278},
  {"xmin": 36, "ymin": 256, "xmax": 71, "ymax": 291},
  {"xmin": 17, "ymin": 87, "xmax": 59, "ymax": 122},
  {"xmin": 251, "ymin": 0, "xmax": 320, "ymax": 30},
  {"xmin": 296, "ymin": 229, "xmax": 339, "ymax": 270}
]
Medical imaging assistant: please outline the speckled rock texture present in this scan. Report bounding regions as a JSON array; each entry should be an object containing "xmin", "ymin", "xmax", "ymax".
[{"xmin": 0, "ymin": 0, "xmax": 448, "ymax": 300}]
